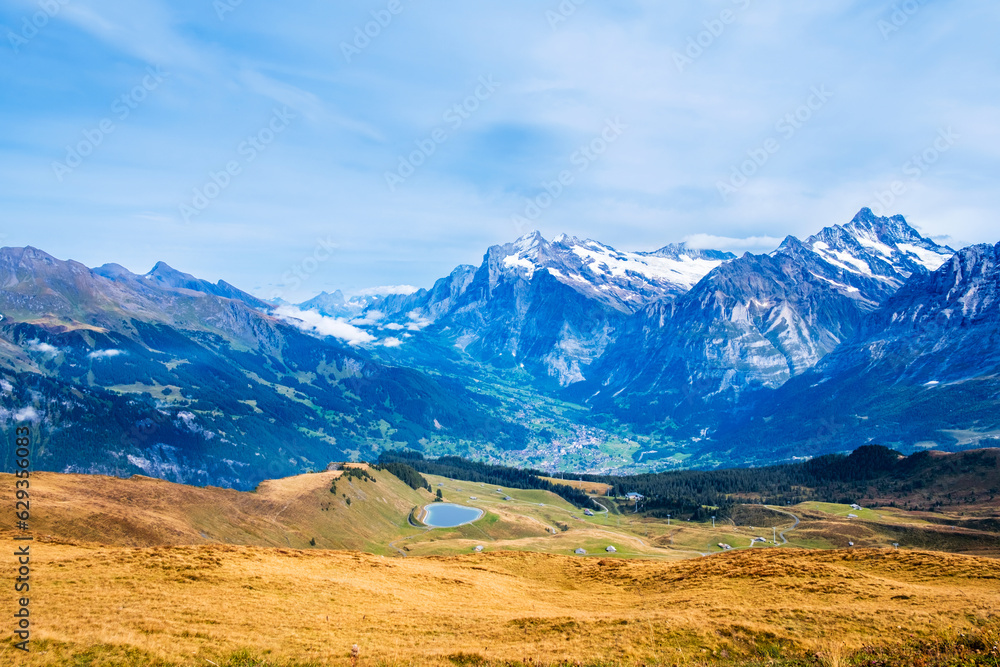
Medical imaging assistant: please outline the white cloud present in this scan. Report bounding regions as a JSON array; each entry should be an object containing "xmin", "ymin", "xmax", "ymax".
[
  {"xmin": 88, "ymin": 349, "xmax": 126, "ymax": 360},
  {"xmin": 683, "ymin": 234, "xmax": 784, "ymax": 253},
  {"xmin": 350, "ymin": 310, "xmax": 384, "ymax": 326},
  {"xmin": 56, "ymin": 0, "xmax": 206, "ymax": 71},
  {"xmin": 5, "ymin": 0, "xmax": 998, "ymax": 300},
  {"xmin": 0, "ymin": 379, "xmax": 13, "ymax": 394},
  {"xmin": 382, "ymin": 337, "xmax": 403, "ymax": 348},
  {"xmin": 239, "ymin": 69, "xmax": 325, "ymax": 122},
  {"xmin": 27, "ymin": 340, "xmax": 59, "ymax": 356},
  {"xmin": 14, "ymin": 407, "xmax": 40, "ymax": 422},
  {"xmin": 274, "ymin": 306, "xmax": 375, "ymax": 345},
  {"xmin": 405, "ymin": 310, "xmax": 434, "ymax": 330},
  {"xmin": 353, "ymin": 285, "xmax": 421, "ymax": 297}
]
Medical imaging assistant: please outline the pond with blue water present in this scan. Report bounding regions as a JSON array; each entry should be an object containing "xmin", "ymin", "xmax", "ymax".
[{"xmin": 422, "ymin": 503, "xmax": 484, "ymax": 528}]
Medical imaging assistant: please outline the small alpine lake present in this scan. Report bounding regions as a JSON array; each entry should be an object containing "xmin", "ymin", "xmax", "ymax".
[{"xmin": 422, "ymin": 503, "xmax": 484, "ymax": 528}]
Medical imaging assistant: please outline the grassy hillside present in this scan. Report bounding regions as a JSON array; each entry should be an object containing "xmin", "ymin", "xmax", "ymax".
[
  {"xmin": 2, "ymin": 467, "xmax": 999, "ymax": 665},
  {"xmin": 4, "ymin": 467, "xmax": 997, "ymax": 561},
  {"xmin": 2, "ymin": 541, "xmax": 998, "ymax": 666},
  {"xmin": 0, "ymin": 465, "xmax": 431, "ymax": 554},
  {"xmin": 540, "ymin": 476, "xmax": 614, "ymax": 495}
]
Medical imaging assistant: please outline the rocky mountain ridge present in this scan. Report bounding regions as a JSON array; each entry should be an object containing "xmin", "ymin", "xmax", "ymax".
[
  {"xmin": 0, "ymin": 246, "xmax": 519, "ymax": 488},
  {"xmin": 710, "ymin": 241, "xmax": 1000, "ymax": 461},
  {"xmin": 581, "ymin": 209, "xmax": 956, "ymax": 425},
  {"xmin": 3, "ymin": 208, "xmax": 994, "ymax": 482}
]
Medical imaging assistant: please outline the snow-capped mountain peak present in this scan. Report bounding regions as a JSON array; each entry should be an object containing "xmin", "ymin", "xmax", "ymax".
[
  {"xmin": 790, "ymin": 208, "xmax": 955, "ymax": 285},
  {"xmin": 646, "ymin": 242, "xmax": 736, "ymax": 262},
  {"xmin": 512, "ymin": 229, "xmax": 546, "ymax": 253},
  {"xmin": 500, "ymin": 232, "xmax": 546, "ymax": 279},
  {"xmin": 493, "ymin": 232, "xmax": 734, "ymax": 311}
]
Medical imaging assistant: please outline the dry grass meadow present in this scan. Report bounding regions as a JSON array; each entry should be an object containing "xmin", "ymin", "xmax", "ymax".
[
  {"xmin": 2, "ymin": 468, "xmax": 999, "ymax": 666},
  {"xmin": 2, "ymin": 539, "xmax": 1000, "ymax": 666},
  {"xmin": 539, "ymin": 477, "xmax": 614, "ymax": 496}
]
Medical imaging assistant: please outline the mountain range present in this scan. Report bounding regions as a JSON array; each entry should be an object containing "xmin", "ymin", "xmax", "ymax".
[
  {"xmin": 0, "ymin": 247, "xmax": 524, "ymax": 488},
  {"xmin": 713, "ymin": 238, "xmax": 1000, "ymax": 461},
  {"xmin": 306, "ymin": 233, "xmax": 735, "ymax": 386},
  {"xmin": 2, "ymin": 208, "xmax": 998, "ymax": 485},
  {"xmin": 329, "ymin": 207, "xmax": 997, "ymax": 461},
  {"xmin": 579, "ymin": 209, "xmax": 956, "ymax": 429}
]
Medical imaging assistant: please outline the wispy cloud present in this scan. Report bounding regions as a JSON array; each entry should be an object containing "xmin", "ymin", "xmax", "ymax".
[
  {"xmin": 683, "ymin": 234, "xmax": 784, "ymax": 253},
  {"xmin": 274, "ymin": 306, "xmax": 374, "ymax": 345},
  {"xmin": 14, "ymin": 406, "xmax": 40, "ymax": 422},
  {"xmin": 27, "ymin": 340, "xmax": 60, "ymax": 356},
  {"xmin": 88, "ymin": 349, "xmax": 126, "ymax": 359},
  {"xmin": 352, "ymin": 285, "xmax": 420, "ymax": 297},
  {"xmin": 56, "ymin": 0, "xmax": 205, "ymax": 70},
  {"xmin": 350, "ymin": 310, "xmax": 384, "ymax": 326},
  {"xmin": 238, "ymin": 69, "xmax": 325, "ymax": 121},
  {"xmin": 1, "ymin": 0, "xmax": 997, "ymax": 297}
]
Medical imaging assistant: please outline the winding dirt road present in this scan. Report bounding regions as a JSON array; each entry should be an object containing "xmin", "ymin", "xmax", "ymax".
[{"xmin": 765, "ymin": 506, "xmax": 801, "ymax": 544}]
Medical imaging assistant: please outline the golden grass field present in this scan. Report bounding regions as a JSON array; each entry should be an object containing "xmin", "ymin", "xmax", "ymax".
[
  {"xmin": 3, "ymin": 538, "xmax": 1000, "ymax": 666},
  {"xmin": 0, "ymin": 467, "xmax": 432, "ymax": 553},
  {"xmin": 539, "ymin": 477, "xmax": 614, "ymax": 496},
  {"xmin": 2, "ymin": 468, "xmax": 999, "ymax": 666}
]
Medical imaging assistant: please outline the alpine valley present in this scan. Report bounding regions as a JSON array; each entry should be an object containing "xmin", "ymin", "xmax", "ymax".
[{"xmin": 3, "ymin": 208, "xmax": 999, "ymax": 486}]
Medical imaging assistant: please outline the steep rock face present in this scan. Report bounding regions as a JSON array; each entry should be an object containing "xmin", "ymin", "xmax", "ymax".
[
  {"xmin": 583, "ymin": 209, "xmax": 955, "ymax": 424},
  {"xmin": 354, "ymin": 232, "xmax": 734, "ymax": 386},
  {"xmin": 817, "ymin": 241, "xmax": 1000, "ymax": 383},
  {"xmin": 800, "ymin": 208, "xmax": 953, "ymax": 292},
  {"xmin": 376, "ymin": 264, "xmax": 478, "ymax": 324},
  {"xmin": 709, "ymin": 242, "xmax": 1000, "ymax": 460},
  {"xmin": 454, "ymin": 269, "xmax": 625, "ymax": 384}
]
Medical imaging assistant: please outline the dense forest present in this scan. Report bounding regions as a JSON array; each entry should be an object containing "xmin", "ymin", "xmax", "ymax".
[
  {"xmin": 561, "ymin": 445, "xmax": 901, "ymax": 518},
  {"xmin": 575, "ymin": 445, "xmax": 999, "ymax": 516},
  {"xmin": 377, "ymin": 450, "xmax": 598, "ymax": 510},
  {"xmin": 374, "ymin": 461, "xmax": 432, "ymax": 492},
  {"xmin": 380, "ymin": 446, "xmax": 1000, "ymax": 520}
]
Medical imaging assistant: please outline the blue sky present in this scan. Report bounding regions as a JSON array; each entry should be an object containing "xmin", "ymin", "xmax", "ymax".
[{"xmin": 1, "ymin": 0, "xmax": 997, "ymax": 302}]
